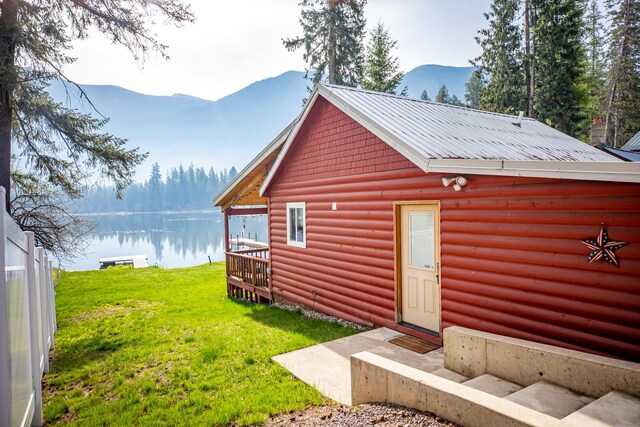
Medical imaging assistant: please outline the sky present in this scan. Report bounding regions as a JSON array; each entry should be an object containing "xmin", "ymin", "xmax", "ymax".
[{"xmin": 65, "ymin": 0, "xmax": 493, "ymax": 101}]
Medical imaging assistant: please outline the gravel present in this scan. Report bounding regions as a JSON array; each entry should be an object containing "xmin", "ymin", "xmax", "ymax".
[
  {"xmin": 272, "ymin": 301, "xmax": 369, "ymax": 331},
  {"xmin": 264, "ymin": 403, "xmax": 458, "ymax": 427}
]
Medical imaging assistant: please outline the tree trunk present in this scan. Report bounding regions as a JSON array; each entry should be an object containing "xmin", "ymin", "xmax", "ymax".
[
  {"xmin": 0, "ymin": 0, "xmax": 18, "ymax": 212},
  {"xmin": 524, "ymin": 0, "xmax": 536, "ymax": 117},
  {"xmin": 524, "ymin": 0, "xmax": 534, "ymax": 117},
  {"xmin": 328, "ymin": 19, "xmax": 336, "ymax": 84},
  {"xmin": 604, "ymin": 0, "xmax": 630, "ymax": 147}
]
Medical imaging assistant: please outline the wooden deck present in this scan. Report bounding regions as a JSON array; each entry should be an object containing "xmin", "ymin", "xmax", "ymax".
[{"xmin": 225, "ymin": 247, "xmax": 270, "ymax": 303}]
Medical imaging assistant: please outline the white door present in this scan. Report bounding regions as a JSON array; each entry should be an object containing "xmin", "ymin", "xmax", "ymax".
[{"xmin": 400, "ymin": 204, "xmax": 440, "ymax": 333}]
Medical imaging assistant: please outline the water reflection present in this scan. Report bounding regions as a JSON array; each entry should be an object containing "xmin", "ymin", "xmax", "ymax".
[{"xmin": 66, "ymin": 211, "xmax": 267, "ymax": 271}]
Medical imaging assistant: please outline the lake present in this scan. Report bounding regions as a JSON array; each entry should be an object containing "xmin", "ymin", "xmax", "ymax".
[{"xmin": 65, "ymin": 211, "xmax": 267, "ymax": 271}]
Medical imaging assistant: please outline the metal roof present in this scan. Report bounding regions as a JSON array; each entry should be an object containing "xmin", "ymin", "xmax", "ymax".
[
  {"xmin": 597, "ymin": 145, "xmax": 640, "ymax": 162},
  {"xmin": 621, "ymin": 131, "xmax": 640, "ymax": 152},
  {"xmin": 257, "ymin": 84, "xmax": 640, "ymax": 196},
  {"xmin": 321, "ymin": 84, "xmax": 617, "ymax": 162}
]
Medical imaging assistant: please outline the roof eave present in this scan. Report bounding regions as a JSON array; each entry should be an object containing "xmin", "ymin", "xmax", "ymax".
[
  {"xmin": 422, "ymin": 159, "xmax": 640, "ymax": 183},
  {"xmin": 213, "ymin": 121, "xmax": 295, "ymax": 209}
]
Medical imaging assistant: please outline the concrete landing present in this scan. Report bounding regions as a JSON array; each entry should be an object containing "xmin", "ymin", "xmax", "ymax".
[{"xmin": 272, "ymin": 328, "xmax": 443, "ymax": 405}]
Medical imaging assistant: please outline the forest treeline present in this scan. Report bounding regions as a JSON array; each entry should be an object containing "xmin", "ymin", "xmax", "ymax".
[
  {"xmin": 77, "ymin": 163, "xmax": 237, "ymax": 213},
  {"xmin": 287, "ymin": 0, "xmax": 639, "ymax": 146}
]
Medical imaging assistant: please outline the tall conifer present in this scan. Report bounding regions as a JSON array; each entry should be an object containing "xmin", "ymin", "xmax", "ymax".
[
  {"xmin": 361, "ymin": 22, "xmax": 406, "ymax": 94},
  {"xmin": 473, "ymin": 0, "xmax": 525, "ymax": 114},
  {"xmin": 532, "ymin": 0, "xmax": 587, "ymax": 136},
  {"xmin": 603, "ymin": 0, "xmax": 640, "ymax": 146},
  {"xmin": 284, "ymin": 0, "xmax": 367, "ymax": 89}
]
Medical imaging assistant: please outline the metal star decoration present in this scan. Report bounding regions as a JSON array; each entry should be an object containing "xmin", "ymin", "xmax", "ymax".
[{"xmin": 581, "ymin": 224, "xmax": 628, "ymax": 267}]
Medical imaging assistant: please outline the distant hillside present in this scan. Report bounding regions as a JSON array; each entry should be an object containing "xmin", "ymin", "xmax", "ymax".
[
  {"xmin": 402, "ymin": 64, "xmax": 475, "ymax": 100},
  {"xmin": 47, "ymin": 65, "xmax": 474, "ymax": 180}
]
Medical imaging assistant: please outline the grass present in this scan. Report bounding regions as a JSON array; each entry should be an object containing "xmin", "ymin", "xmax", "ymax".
[{"xmin": 44, "ymin": 263, "xmax": 359, "ymax": 426}]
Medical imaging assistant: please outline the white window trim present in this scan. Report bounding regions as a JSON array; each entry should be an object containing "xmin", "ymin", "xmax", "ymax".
[{"xmin": 286, "ymin": 202, "xmax": 306, "ymax": 248}]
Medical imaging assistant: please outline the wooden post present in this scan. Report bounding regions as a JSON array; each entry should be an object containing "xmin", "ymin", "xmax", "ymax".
[
  {"xmin": 223, "ymin": 209, "xmax": 230, "ymax": 253},
  {"xmin": 251, "ymin": 258, "xmax": 256, "ymax": 289}
]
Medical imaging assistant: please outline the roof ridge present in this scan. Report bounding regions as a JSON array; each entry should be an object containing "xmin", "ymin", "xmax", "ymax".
[{"xmin": 321, "ymin": 83, "xmax": 538, "ymax": 122}]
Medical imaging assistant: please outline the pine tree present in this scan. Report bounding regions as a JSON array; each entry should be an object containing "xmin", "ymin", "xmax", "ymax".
[
  {"xmin": 464, "ymin": 72, "xmax": 485, "ymax": 109},
  {"xmin": 420, "ymin": 90, "xmax": 431, "ymax": 101},
  {"xmin": 148, "ymin": 163, "xmax": 163, "ymax": 211},
  {"xmin": 435, "ymin": 85, "xmax": 452, "ymax": 104},
  {"xmin": 361, "ymin": 21, "xmax": 406, "ymax": 94},
  {"xmin": 0, "ymin": 1, "xmax": 193, "ymax": 212},
  {"xmin": 579, "ymin": 0, "xmax": 607, "ymax": 139},
  {"xmin": 284, "ymin": 0, "xmax": 367, "ymax": 89},
  {"xmin": 473, "ymin": 0, "xmax": 525, "ymax": 114},
  {"xmin": 532, "ymin": 0, "xmax": 587, "ymax": 136},
  {"xmin": 0, "ymin": 0, "xmax": 193, "ymax": 256},
  {"xmin": 603, "ymin": 0, "xmax": 640, "ymax": 146}
]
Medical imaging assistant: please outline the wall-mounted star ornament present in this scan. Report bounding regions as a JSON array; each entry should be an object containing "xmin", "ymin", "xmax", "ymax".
[{"xmin": 581, "ymin": 224, "xmax": 628, "ymax": 267}]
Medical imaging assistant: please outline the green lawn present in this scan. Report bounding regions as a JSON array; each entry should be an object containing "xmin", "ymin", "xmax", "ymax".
[{"xmin": 44, "ymin": 263, "xmax": 358, "ymax": 426}]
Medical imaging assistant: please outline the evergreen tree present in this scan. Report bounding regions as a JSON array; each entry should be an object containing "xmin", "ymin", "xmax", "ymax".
[
  {"xmin": 473, "ymin": 0, "xmax": 525, "ymax": 114},
  {"xmin": 450, "ymin": 94, "xmax": 465, "ymax": 106},
  {"xmin": 148, "ymin": 163, "xmax": 163, "ymax": 211},
  {"xmin": 603, "ymin": 0, "xmax": 640, "ymax": 146},
  {"xmin": 532, "ymin": 0, "xmax": 587, "ymax": 136},
  {"xmin": 579, "ymin": 0, "xmax": 607, "ymax": 139},
  {"xmin": 585, "ymin": 0, "xmax": 606, "ymax": 78},
  {"xmin": 361, "ymin": 21, "xmax": 406, "ymax": 94},
  {"xmin": 284, "ymin": 0, "xmax": 367, "ymax": 89},
  {"xmin": 420, "ymin": 90, "xmax": 431, "ymax": 101},
  {"xmin": 0, "ymin": 0, "xmax": 193, "ymax": 257},
  {"xmin": 0, "ymin": 0, "xmax": 193, "ymax": 212},
  {"xmin": 435, "ymin": 85, "xmax": 452, "ymax": 104},
  {"xmin": 465, "ymin": 72, "xmax": 485, "ymax": 109}
]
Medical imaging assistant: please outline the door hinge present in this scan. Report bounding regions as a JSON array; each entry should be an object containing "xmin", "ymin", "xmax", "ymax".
[{"xmin": 436, "ymin": 262, "xmax": 440, "ymax": 285}]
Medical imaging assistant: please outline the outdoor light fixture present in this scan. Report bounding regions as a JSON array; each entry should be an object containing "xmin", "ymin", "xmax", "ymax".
[{"xmin": 442, "ymin": 176, "xmax": 468, "ymax": 191}]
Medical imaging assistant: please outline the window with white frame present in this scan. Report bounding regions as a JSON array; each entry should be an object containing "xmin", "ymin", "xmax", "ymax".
[{"xmin": 286, "ymin": 202, "xmax": 306, "ymax": 248}]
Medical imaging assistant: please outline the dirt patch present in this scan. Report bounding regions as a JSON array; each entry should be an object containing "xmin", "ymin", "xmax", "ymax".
[
  {"xmin": 68, "ymin": 300, "xmax": 162, "ymax": 323},
  {"xmin": 265, "ymin": 403, "xmax": 458, "ymax": 427}
]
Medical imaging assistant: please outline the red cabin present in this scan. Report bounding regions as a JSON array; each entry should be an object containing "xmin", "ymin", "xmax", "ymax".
[{"xmin": 214, "ymin": 84, "xmax": 640, "ymax": 362}]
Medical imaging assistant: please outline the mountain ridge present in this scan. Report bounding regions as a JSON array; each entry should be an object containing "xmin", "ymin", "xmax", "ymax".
[{"xmin": 47, "ymin": 65, "xmax": 474, "ymax": 180}]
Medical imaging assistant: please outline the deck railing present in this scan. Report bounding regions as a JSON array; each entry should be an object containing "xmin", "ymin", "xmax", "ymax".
[
  {"xmin": 226, "ymin": 248, "xmax": 269, "ymax": 288},
  {"xmin": 225, "ymin": 247, "xmax": 270, "ymax": 303}
]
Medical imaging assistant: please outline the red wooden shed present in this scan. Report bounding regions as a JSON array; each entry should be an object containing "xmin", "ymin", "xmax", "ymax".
[{"xmin": 214, "ymin": 84, "xmax": 640, "ymax": 362}]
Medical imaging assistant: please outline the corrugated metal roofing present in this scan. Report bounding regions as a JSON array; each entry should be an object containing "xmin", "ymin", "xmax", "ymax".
[
  {"xmin": 621, "ymin": 131, "xmax": 640, "ymax": 152},
  {"xmin": 322, "ymin": 84, "xmax": 618, "ymax": 162},
  {"xmin": 597, "ymin": 145, "xmax": 640, "ymax": 162}
]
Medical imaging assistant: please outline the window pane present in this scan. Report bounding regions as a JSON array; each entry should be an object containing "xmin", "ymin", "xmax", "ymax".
[
  {"xmin": 409, "ymin": 212, "xmax": 434, "ymax": 269},
  {"xmin": 295, "ymin": 207, "xmax": 304, "ymax": 242},
  {"xmin": 289, "ymin": 207, "xmax": 296, "ymax": 242}
]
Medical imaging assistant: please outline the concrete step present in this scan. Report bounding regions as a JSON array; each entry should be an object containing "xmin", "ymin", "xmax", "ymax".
[
  {"xmin": 505, "ymin": 381, "xmax": 594, "ymax": 419},
  {"xmin": 430, "ymin": 367, "xmax": 469, "ymax": 383},
  {"xmin": 463, "ymin": 373, "xmax": 523, "ymax": 397},
  {"xmin": 561, "ymin": 391, "xmax": 640, "ymax": 427}
]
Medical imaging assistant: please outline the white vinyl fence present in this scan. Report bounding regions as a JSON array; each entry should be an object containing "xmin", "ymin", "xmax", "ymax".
[{"xmin": 0, "ymin": 187, "xmax": 57, "ymax": 427}]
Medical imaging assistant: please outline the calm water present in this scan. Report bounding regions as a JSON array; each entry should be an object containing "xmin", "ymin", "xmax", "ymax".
[{"xmin": 65, "ymin": 211, "xmax": 268, "ymax": 271}]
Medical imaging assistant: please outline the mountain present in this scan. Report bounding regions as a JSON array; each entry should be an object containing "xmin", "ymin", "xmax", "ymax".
[{"xmin": 47, "ymin": 65, "xmax": 474, "ymax": 180}]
